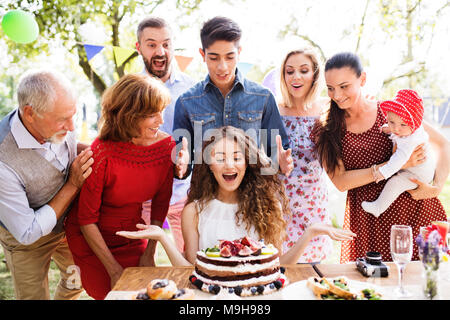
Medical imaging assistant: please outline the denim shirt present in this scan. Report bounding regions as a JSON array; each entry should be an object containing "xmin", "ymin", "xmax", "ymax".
[{"xmin": 173, "ymin": 69, "xmax": 290, "ymax": 164}]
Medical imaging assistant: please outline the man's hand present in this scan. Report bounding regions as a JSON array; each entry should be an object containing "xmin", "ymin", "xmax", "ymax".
[
  {"xmin": 175, "ymin": 137, "xmax": 189, "ymax": 179},
  {"xmin": 68, "ymin": 148, "xmax": 93, "ymax": 189},
  {"xmin": 276, "ymin": 135, "xmax": 293, "ymax": 177}
]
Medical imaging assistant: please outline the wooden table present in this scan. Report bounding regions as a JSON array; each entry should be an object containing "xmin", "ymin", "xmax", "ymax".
[
  {"xmin": 112, "ymin": 264, "xmax": 318, "ymax": 291},
  {"xmin": 315, "ymin": 261, "xmax": 422, "ymax": 287},
  {"xmin": 315, "ymin": 261, "xmax": 450, "ymax": 299},
  {"xmin": 109, "ymin": 261, "xmax": 450, "ymax": 299}
]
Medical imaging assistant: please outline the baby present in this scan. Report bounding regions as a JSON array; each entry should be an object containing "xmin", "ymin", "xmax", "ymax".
[{"xmin": 362, "ymin": 89, "xmax": 436, "ymax": 217}]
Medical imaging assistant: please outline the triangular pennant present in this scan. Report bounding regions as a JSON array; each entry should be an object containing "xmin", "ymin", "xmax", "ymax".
[
  {"xmin": 113, "ymin": 46, "xmax": 136, "ymax": 67},
  {"xmin": 237, "ymin": 62, "xmax": 253, "ymax": 76},
  {"xmin": 175, "ymin": 55, "xmax": 193, "ymax": 72},
  {"xmin": 83, "ymin": 44, "xmax": 104, "ymax": 61}
]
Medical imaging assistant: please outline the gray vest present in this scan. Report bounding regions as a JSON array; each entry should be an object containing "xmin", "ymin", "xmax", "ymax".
[{"xmin": 0, "ymin": 110, "xmax": 77, "ymax": 233}]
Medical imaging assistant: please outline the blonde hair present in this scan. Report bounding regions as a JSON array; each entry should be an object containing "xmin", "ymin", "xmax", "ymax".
[
  {"xmin": 98, "ymin": 74, "xmax": 170, "ymax": 142},
  {"xmin": 279, "ymin": 47, "xmax": 322, "ymax": 110}
]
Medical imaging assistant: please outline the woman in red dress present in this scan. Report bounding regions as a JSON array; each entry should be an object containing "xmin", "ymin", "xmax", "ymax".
[
  {"xmin": 65, "ymin": 74, "xmax": 176, "ymax": 299},
  {"xmin": 313, "ymin": 52, "xmax": 449, "ymax": 263}
]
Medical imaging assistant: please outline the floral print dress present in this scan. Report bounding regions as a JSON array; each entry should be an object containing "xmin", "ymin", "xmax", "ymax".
[{"xmin": 280, "ymin": 116, "xmax": 332, "ymax": 263}]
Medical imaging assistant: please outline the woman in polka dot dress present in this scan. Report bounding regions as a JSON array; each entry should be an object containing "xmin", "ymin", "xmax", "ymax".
[
  {"xmin": 313, "ymin": 52, "xmax": 449, "ymax": 262},
  {"xmin": 277, "ymin": 47, "xmax": 332, "ymax": 263}
]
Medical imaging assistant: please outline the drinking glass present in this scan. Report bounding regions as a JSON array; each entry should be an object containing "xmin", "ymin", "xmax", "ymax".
[{"xmin": 390, "ymin": 225, "xmax": 413, "ymax": 298}]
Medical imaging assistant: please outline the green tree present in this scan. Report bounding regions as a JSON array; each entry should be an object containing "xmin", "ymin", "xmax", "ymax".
[
  {"xmin": 0, "ymin": 0, "xmax": 202, "ymax": 98},
  {"xmin": 377, "ymin": 0, "xmax": 449, "ymax": 90},
  {"xmin": 0, "ymin": 73, "xmax": 15, "ymax": 117}
]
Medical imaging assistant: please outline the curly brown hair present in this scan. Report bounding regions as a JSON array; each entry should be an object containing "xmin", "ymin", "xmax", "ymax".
[{"xmin": 186, "ymin": 126, "xmax": 291, "ymax": 249}]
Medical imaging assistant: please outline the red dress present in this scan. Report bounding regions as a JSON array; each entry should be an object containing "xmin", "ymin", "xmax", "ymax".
[
  {"xmin": 340, "ymin": 105, "xmax": 446, "ymax": 263},
  {"xmin": 65, "ymin": 136, "xmax": 175, "ymax": 300}
]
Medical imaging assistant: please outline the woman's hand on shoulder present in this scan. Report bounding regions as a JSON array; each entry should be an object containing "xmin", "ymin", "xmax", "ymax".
[{"xmin": 116, "ymin": 223, "xmax": 165, "ymax": 241}]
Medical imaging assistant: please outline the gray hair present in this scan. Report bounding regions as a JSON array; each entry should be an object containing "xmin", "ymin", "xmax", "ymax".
[
  {"xmin": 136, "ymin": 17, "xmax": 172, "ymax": 43},
  {"xmin": 17, "ymin": 69, "xmax": 75, "ymax": 115}
]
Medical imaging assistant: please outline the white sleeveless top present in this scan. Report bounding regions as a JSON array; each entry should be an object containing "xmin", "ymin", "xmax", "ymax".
[{"xmin": 197, "ymin": 199, "xmax": 260, "ymax": 251}]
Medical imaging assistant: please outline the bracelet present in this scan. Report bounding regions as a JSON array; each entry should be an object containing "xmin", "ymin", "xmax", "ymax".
[{"xmin": 371, "ymin": 164, "xmax": 384, "ymax": 183}]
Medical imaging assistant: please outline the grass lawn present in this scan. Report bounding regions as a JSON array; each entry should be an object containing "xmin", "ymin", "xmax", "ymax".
[{"xmin": 1, "ymin": 179, "xmax": 449, "ymax": 300}]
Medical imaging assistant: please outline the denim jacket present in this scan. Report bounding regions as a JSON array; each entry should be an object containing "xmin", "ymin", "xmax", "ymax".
[{"xmin": 173, "ymin": 69, "xmax": 290, "ymax": 164}]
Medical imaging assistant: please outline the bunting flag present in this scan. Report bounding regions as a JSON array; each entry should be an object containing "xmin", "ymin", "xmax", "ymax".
[
  {"xmin": 83, "ymin": 44, "xmax": 105, "ymax": 61},
  {"xmin": 175, "ymin": 55, "xmax": 193, "ymax": 72},
  {"xmin": 113, "ymin": 46, "xmax": 137, "ymax": 67},
  {"xmin": 82, "ymin": 43, "xmax": 195, "ymax": 73},
  {"xmin": 237, "ymin": 62, "xmax": 253, "ymax": 76}
]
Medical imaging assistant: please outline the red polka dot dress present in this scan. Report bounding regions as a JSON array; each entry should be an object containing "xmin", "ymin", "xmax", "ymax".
[{"xmin": 340, "ymin": 105, "xmax": 446, "ymax": 263}]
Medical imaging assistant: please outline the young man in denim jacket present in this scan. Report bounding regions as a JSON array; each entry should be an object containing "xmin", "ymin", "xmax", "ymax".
[{"xmin": 173, "ymin": 16, "xmax": 293, "ymax": 178}]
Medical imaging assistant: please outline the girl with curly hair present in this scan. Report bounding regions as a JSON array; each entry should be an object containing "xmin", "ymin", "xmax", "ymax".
[{"xmin": 117, "ymin": 126, "xmax": 355, "ymax": 265}]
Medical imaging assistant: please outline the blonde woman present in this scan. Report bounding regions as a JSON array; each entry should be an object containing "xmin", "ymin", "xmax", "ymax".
[{"xmin": 277, "ymin": 47, "xmax": 333, "ymax": 263}]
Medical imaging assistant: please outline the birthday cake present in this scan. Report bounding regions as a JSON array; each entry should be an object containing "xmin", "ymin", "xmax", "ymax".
[{"xmin": 189, "ymin": 236, "xmax": 287, "ymax": 297}]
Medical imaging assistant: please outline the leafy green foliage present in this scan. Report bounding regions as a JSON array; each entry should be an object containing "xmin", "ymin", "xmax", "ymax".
[{"xmin": 0, "ymin": 0, "xmax": 202, "ymax": 98}]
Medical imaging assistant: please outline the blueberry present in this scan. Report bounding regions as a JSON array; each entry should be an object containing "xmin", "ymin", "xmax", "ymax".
[
  {"xmin": 251, "ymin": 287, "xmax": 257, "ymax": 295},
  {"xmin": 208, "ymin": 285, "xmax": 221, "ymax": 295},
  {"xmin": 152, "ymin": 279, "xmax": 169, "ymax": 289},
  {"xmin": 273, "ymin": 280, "xmax": 282, "ymax": 290},
  {"xmin": 257, "ymin": 285, "xmax": 265, "ymax": 294},
  {"xmin": 228, "ymin": 287, "xmax": 234, "ymax": 294},
  {"xmin": 173, "ymin": 289, "xmax": 186, "ymax": 299},
  {"xmin": 280, "ymin": 266, "xmax": 286, "ymax": 274},
  {"xmin": 269, "ymin": 283, "xmax": 275, "ymax": 289},
  {"xmin": 234, "ymin": 286, "xmax": 243, "ymax": 296},
  {"xmin": 136, "ymin": 292, "xmax": 149, "ymax": 300}
]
